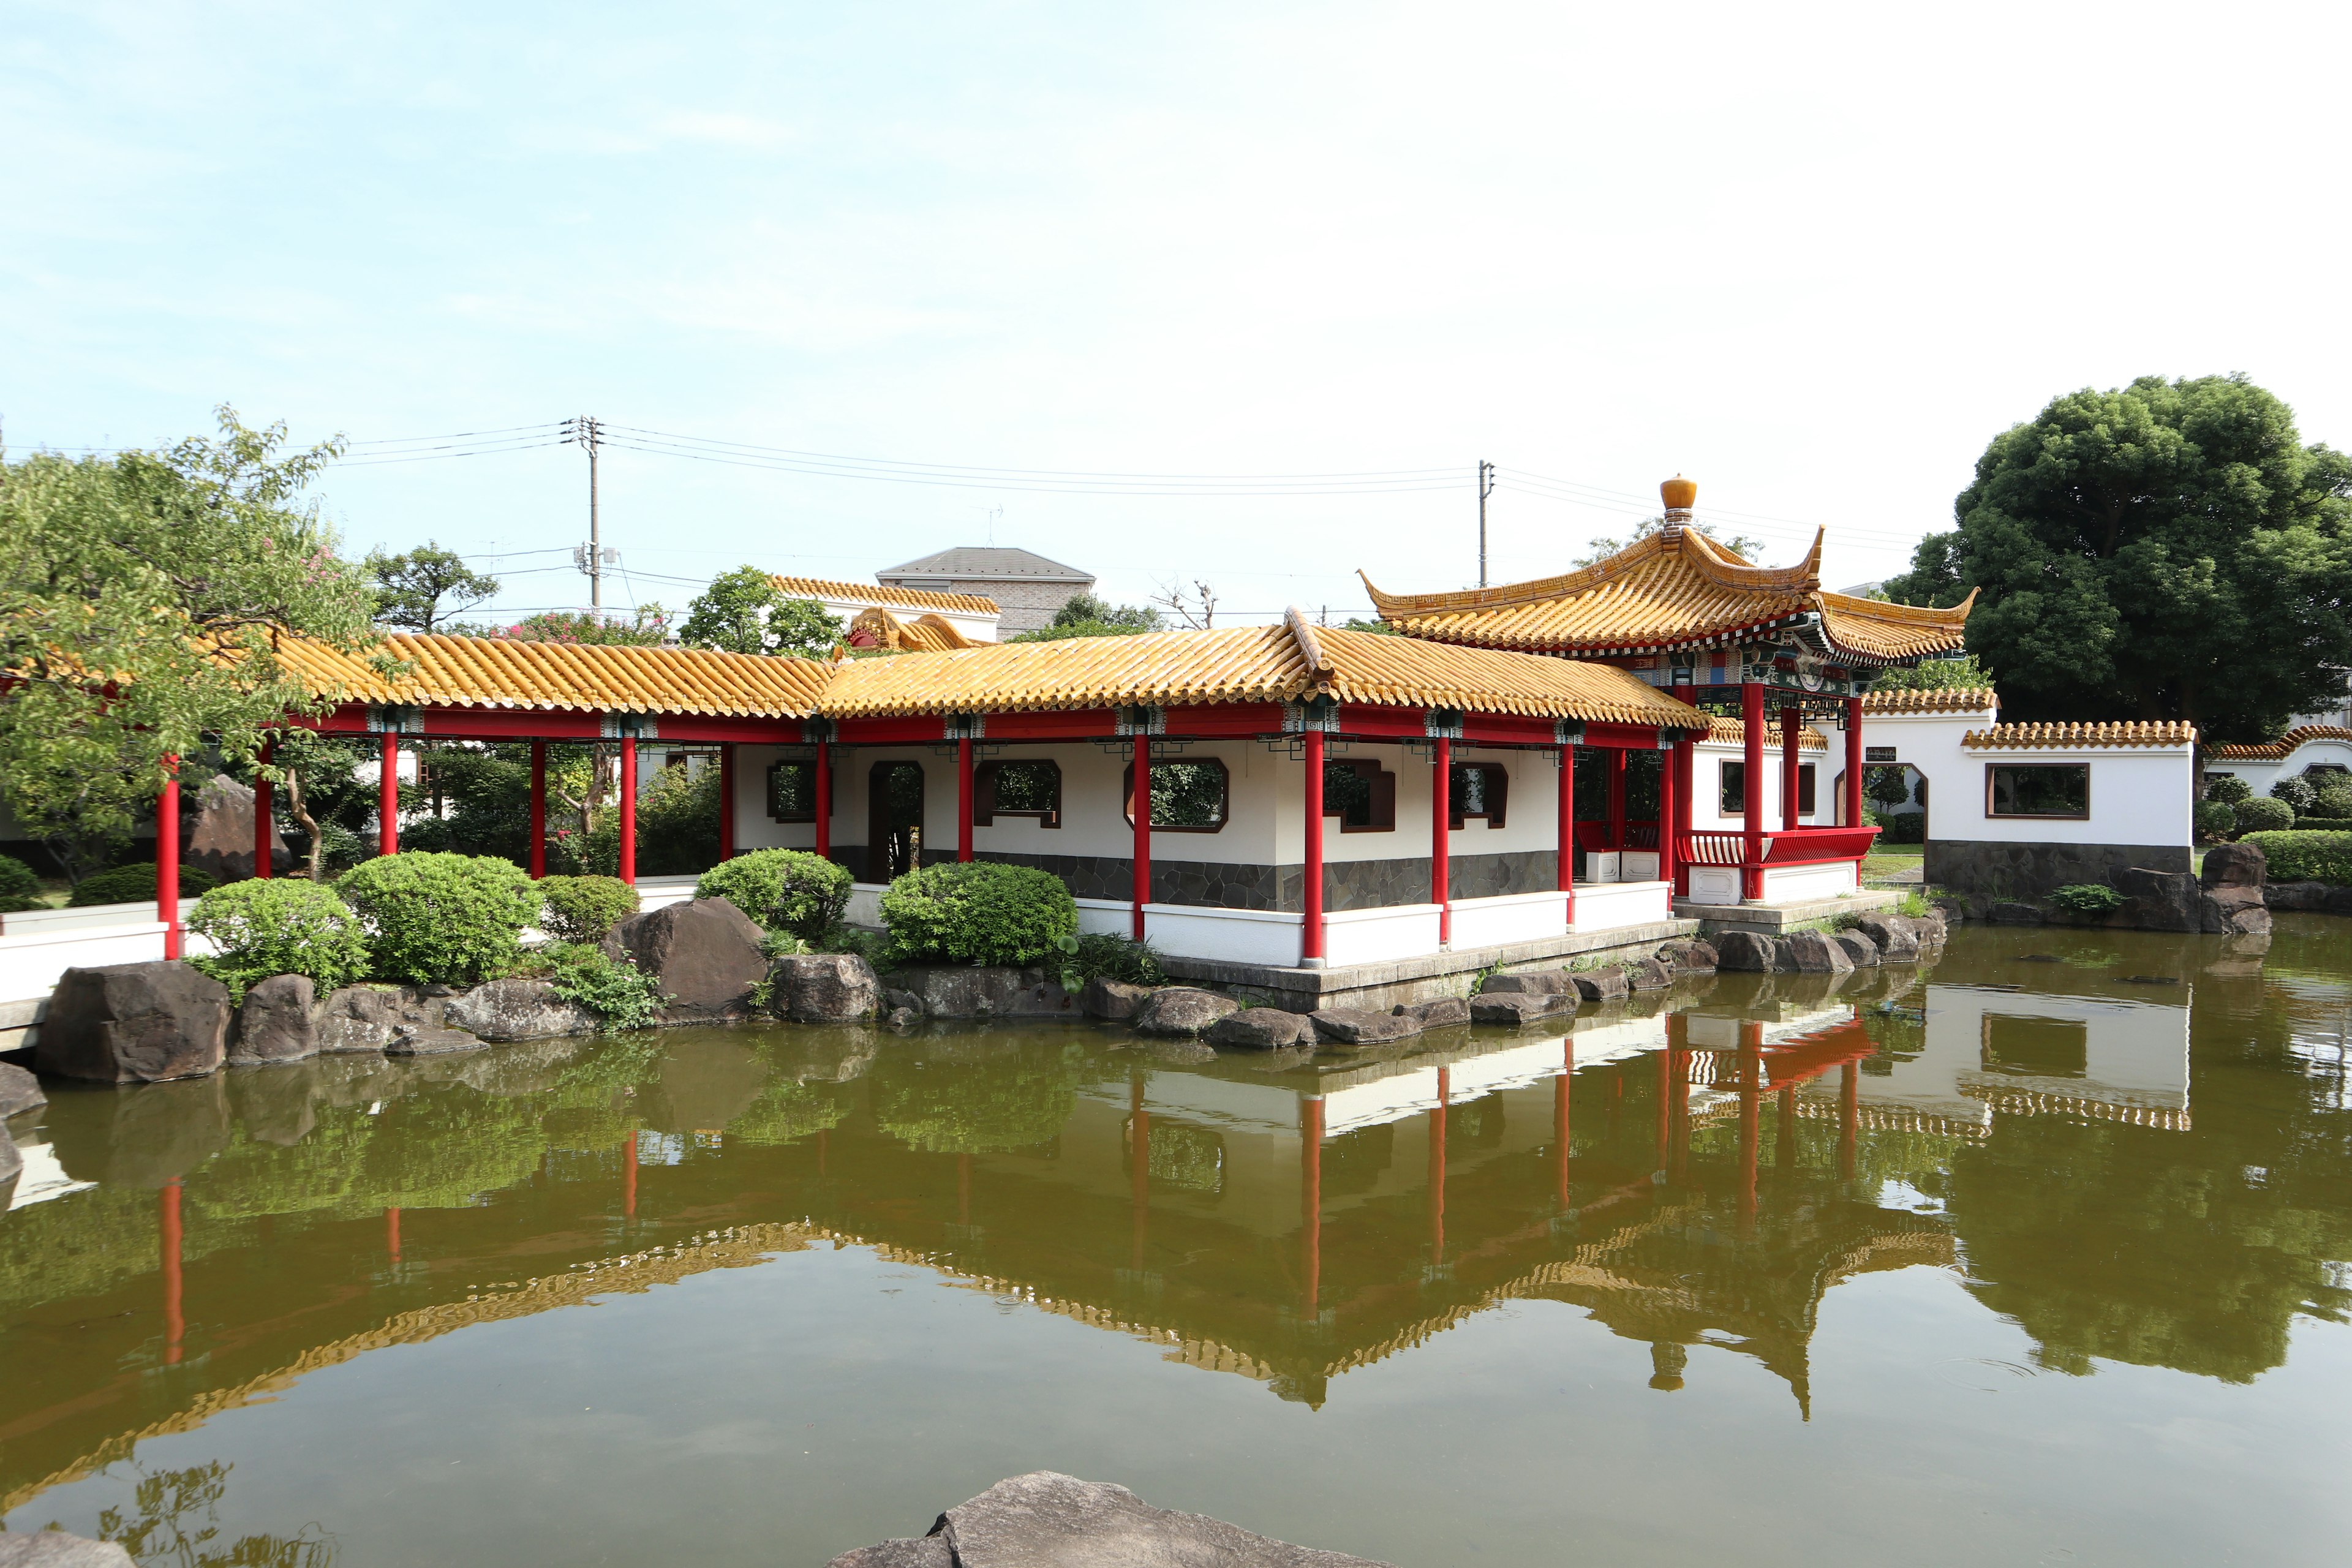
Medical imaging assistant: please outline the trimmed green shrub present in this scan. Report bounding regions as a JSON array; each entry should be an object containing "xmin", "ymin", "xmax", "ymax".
[
  {"xmin": 2295, "ymin": 816, "xmax": 2352, "ymax": 833},
  {"xmin": 2194, "ymin": 801, "xmax": 2237, "ymax": 844},
  {"xmin": 186, "ymin": 879, "xmax": 372, "ymax": 1001},
  {"xmin": 2204, "ymin": 775, "xmax": 2252, "ymax": 805},
  {"xmin": 695, "ymin": 848, "xmax": 851, "ymax": 942},
  {"xmin": 0, "ymin": 854, "xmax": 41, "ymax": 914},
  {"xmin": 1060, "ymin": 932, "xmax": 1165, "ymax": 988},
  {"xmin": 69, "ymin": 862, "xmax": 217, "ymax": 908},
  {"xmin": 335, "ymin": 852, "xmax": 543, "ymax": 985},
  {"xmin": 2241, "ymin": 830, "xmax": 2352, "ymax": 886},
  {"xmin": 2270, "ymin": 775, "xmax": 2318, "ymax": 813},
  {"xmin": 538, "ymin": 875, "xmax": 639, "ymax": 943},
  {"xmin": 1875, "ymin": 813, "xmax": 1926, "ymax": 845},
  {"xmin": 881, "ymin": 862, "xmax": 1078, "ymax": 967},
  {"xmin": 2046, "ymin": 883, "xmax": 2125, "ymax": 916},
  {"xmin": 2313, "ymin": 782, "xmax": 2352, "ymax": 820},
  {"xmin": 2234, "ymin": 797, "xmax": 2294, "ymax": 835},
  {"xmin": 541, "ymin": 941, "xmax": 668, "ymax": 1029}
]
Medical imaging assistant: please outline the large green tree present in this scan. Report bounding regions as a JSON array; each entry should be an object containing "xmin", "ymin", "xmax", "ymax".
[
  {"xmin": 1886, "ymin": 375, "xmax": 2352, "ymax": 739},
  {"xmin": 0, "ymin": 408, "xmax": 380, "ymax": 876},
  {"xmin": 1006, "ymin": 591, "xmax": 1164, "ymax": 643},
  {"xmin": 364, "ymin": 541, "xmax": 500, "ymax": 632},
  {"xmin": 676, "ymin": 565, "xmax": 841, "ymax": 657}
]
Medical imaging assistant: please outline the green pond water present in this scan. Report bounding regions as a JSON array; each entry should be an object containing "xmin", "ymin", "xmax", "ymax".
[{"xmin": 3, "ymin": 919, "xmax": 2350, "ymax": 1566}]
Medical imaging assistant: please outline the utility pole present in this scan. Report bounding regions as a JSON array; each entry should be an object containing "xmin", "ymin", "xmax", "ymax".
[
  {"xmin": 564, "ymin": 416, "xmax": 606, "ymax": 609},
  {"xmin": 1477, "ymin": 460, "xmax": 1496, "ymax": 588}
]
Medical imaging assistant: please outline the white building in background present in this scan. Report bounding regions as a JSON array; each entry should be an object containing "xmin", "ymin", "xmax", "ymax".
[{"xmin": 876, "ymin": 547, "xmax": 1095, "ymax": 637}]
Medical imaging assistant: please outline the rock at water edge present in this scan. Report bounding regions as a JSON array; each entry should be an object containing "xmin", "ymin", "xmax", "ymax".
[
  {"xmin": 1394, "ymin": 995, "xmax": 1471, "ymax": 1028},
  {"xmin": 1310, "ymin": 1008, "xmax": 1419, "ymax": 1045},
  {"xmin": 1470, "ymin": 993, "xmax": 1560, "ymax": 1026},
  {"xmin": 772, "ymin": 954, "xmax": 883, "ymax": 1022},
  {"xmin": 1832, "ymin": 932, "xmax": 1880, "ymax": 968},
  {"xmin": 1479, "ymin": 971, "xmax": 1569, "ymax": 996},
  {"xmin": 1133, "ymin": 988, "xmax": 1240, "ymax": 1036},
  {"xmin": 0, "ymin": 1061, "xmax": 47, "ymax": 1120},
  {"xmin": 1208, "ymin": 1008, "xmax": 1317, "ymax": 1049},
  {"xmin": 0, "ymin": 1531, "xmax": 139, "ymax": 1567},
  {"xmin": 37, "ymin": 962, "xmax": 229, "ymax": 1083},
  {"xmin": 228, "ymin": 974, "xmax": 318, "ymax": 1065},
  {"xmin": 1712, "ymin": 932, "xmax": 1778, "ymax": 973},
  {"xmin": 445, "ymin": 979, "xmax": 601, "ymax": 1042},
  {"xmin": 1775, "ymin": 930, "xmax": 1854, "ymax": 974},
  {"xmin": 606, "ymin": 897, "xmax": 770, "ymax": 1023},
  {"xmin": 1083, "ymin": 978, "xmax": 1155, "ymax": 1021},
  {"xmin": 2201, "ymin": 842, "xmax": 2266, "ymax": 889},
  {"xmin": 1571, "ymin": 968, "xmax": 1631, "ymax": 1002}
]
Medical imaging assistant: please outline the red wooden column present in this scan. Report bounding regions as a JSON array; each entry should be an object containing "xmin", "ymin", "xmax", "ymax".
[
  {"xmin": 1129, "ymin": 1074, "xmax": 1150, "ymax": 1273},
  {"xmin": 814, "ymin": 737, "xmax": 833, "ymax": 861},
  {"xmin": 1431, "ymin": 737, "xmax": 1452, "ymax": 946},
  {"xmin": 1656, "ymin": 737, "xmax": 1679, "ymax": 891},
  {"xmin": 1740, "ymin": 681, "xmax": 1765, "ymax": 900},
  {"xmin": 1300, "ymin": 1096, "xmax": 1324, "ymax": 1320},
  {"xmin": 386, "ymin": 1207, "xmax": 402, "ymax": 1262},
  {"xmin": 1556, "ymin": 743, "xmax": 1575, "ymax": 928},
  {"xmin": 252, "ymin": 744, "xmax": 273, "ymax": 880},
  {"xmin": 1839, "ymin": 1061, "xmax": 1860, "ymax": 1181},
  {"xmin": 622, "ymin": 1133, "xmax": 638, "ymax": 1220},
  {"xmin": 1737, "ymin": 1020, "xmax": 1763, "ymax": 1234},
  {"xmin": 1131, "ymin": 734, "xmax": 1152, "ymax": 941},
  {"xmin": 1428, "ymin": 1066, "xmax": 1450, "ymax": 1265},
  {"xmin": 1302, "ymin": 730, "xmax": 1326, "ymax": 964},
  {"xmin": 160, "ymin": 1181, "xmax": 186, "ymax": 1365},
  {"xmin": 157, "ymin": 758, "xmax": 181, "ymax": 959},
  {"xmin": 528, "ymin": 742, "xmax": 548, "ymax": 878},
  {"xmin": 1844, "ymin": 695, "xmax": 1866, "ymax": 827},
  {"xmin": 718, "ymin": 745, "xmax": 736, "ymax": 863},
  {"xmin": 1779, "ymin": 706, "xmax": 1803, "ymax": 829},
  {"xmin": 378, "ymin": 732, "xmax": 400, "ymax": 857},
  {"xmin": 957, "ymin": 737, "xmax": 974, "ymax": 862},
  {"xmin": 1672, "ymin": 735, "xmax": 1696, "ymax": 897},
  {"xmin": 618, "ymin": 735, "xmax": 638, "ymax": 884}
]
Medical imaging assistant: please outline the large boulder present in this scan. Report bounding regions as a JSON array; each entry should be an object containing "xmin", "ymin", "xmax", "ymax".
[
  {"xmin": 1657, "ymin": 938, "xmax": 1718, "ymax": 973},
  {"xmin": 0, "ymin": 1061, "xmax": 46, "ymax": 1120},
  {"xmin": 228, "ymin": 973, "xmax": 318, "ymax": 1065},
  {"xmin": 317, "ymin": 986, "xmax": 409, "ymax": 1053},
  {"xmin": 2112, "ymin": 867, "xmax": 2201, "ymax": 933},
  {"xmin": 2200, "ymin": 886, "xmax": 2271, "ymax": 937},
  {"xmin": 445, "ymin": 978, "xmax": 601, "ymax": 1041},
  {"xmin": 0, "ymin": 1531, "xmax": 138, "ymax": 1568},
  {"xmin": 1833, "ymin": 931, "xmax": 1881, "ymax": 968},
  {"xmin": 1469, "ymin": 992, "xmax": 1561, "ymax": 1025},
  {"xmin": 829, "ymin": 1471, "xmax": 1393, "ymax": 1568},
  {"xmin": 1712, "ymin": 931, "xmax": 1779, "ymax": 973},
  {"xmin": 606, "ymin": 897, "xmax": 769, "ymax": 1023},
  {"xmin": 1853, "ymin": 916, "xmax": 1921, "ymax": 962},
  {"xmin": 1134, "ymin": 987, "xmax": 1240, "ymax": 1036},
  {"xmin": 1480, "ymin": 971, "xmax": 1569, "ymax": 996},
  {"xmin": 1571, "ymin": 968, "xmax": 1631, "ymax": 1002},
  {"xmin": 1082, "ymin": 978, "xmax": 1155, "ymax": 1021},
  {"xmin": 37, "ymin": 962, "xmax": 230, "ymax": 1083},
  {"xmin": 181, "ymin": 774, "xmax": 291, "ymax": 883},
  {"xmin": 1775, "ymin": 930, "xmax": 1854, "ymax": 974},
  {"xmin": 1311, "ymin": 1007, "xmax": 1419, "ymax": 1045},
  {"xmin": 1395, "ymin": 995, "xmax": 1471, "ymax": 1028},
  {"xmin": 1624, "ymin": 957, "xmax": 1674, "ymax": 991},
  {"xmin": 384, "ymin": 1025, "xmax": 488, "ymax": 1055},
  {"xmin": 2201, "ymin": 842, "xmax": 2266, "ymax": 889},
  {"xmin": 884, "ymin": 965, "xmax": 1070, "ymax": 1020},
  {"xmin": 2268, "ymin": 881, "xmax": 2352, "ymax": 916},
  {"xmin": 771, "ymin": 954, "xmax": 883, "ymax": 1022},
  {"xmin": 1209, "ymin": 1008, "xmax": 1318, "ymax": 1049}
]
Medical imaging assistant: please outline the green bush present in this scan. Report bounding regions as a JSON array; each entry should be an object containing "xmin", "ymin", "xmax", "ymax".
[
  {"xmin": 1060, "ymin": 932, "xmax": 1165, "ymax": 988},
  {"xmin": 1874, "ymin": 813, "xmax": 1926, "ymax": 845},
  {"xmin": 2241, "ymin": 830, "xmax": 2352, "ymax": 886},
  {"xmin": 538, "ymin": 875, "xmax": 639, "ymax": 943},
  {"xmin": 540, "ymin": 941, "xmax": 668, "ymax": 1029},
  {"xmin": 186, "ymin": 879, "xmax": 372, "ymax": 1002},
  {"xmin": 334, "ymin": 852, "xmax": 543, "ymax": 985},
  {"xmin": 2046, "ymin": 883, "xmax": 2125, "ymax": 916},
  {"xmin": 2234, "ymin": 797, "xmax": 2295, "ymax": 835},
  {"xmin": 2314, "ymin": 781, "xmax": 2352, "ymax": 819},
  {"xmin": 2204, "ymin": 775, "xmax": 2252, "ymax": 805},
  {"xmin": 69, "ymin": 862, "xmax": 217, "ymax": 907},
  {"xmin": 0, "ymin": 854, "xmax": 40, "ymax": 914},
  {"xmin": 2194, "ymin": 801, "xmax": 2237, "ymax": 843},
  {"xmin": 2295, "ymin": 816, "xmax": 2352, "ymax": 833},
  {"xmin": 695, "ymin": 848, "xmax": 851, "ymax": 942},
  {"xmin": 881, "ymin": 861, "xmax": 1078, "ymax": 967},
  {"xmin": 2270, "ymin": 775, "xmax": 2317, "ymax": 813}
]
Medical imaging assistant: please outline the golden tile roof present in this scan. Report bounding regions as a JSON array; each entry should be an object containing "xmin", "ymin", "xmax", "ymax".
[
  {"xmin": 277, "ymin": 633, "xmax": 833, "ymax": 717},
  {"xmin": 1962, "ymin": 721, "xmax": 2197, "ymax": 750},
  {"xmin": 845, "ymin": 606, "xmax": 978, "ymax": 654},
  {"xmin": 1703, "ymin": 717, "xmax": 1828, "ymax": 750},
  {"xmin": 769, "ymin": 574, "xmax": 997, "ymax": 615},
  {"xmin": 1362, "ymin": 528, "xmax": 1973, "ymax": 665},
  {"xmin": 1861, "ymin": 687, "xmax": 1998, "ymax": 715},
  {"xmin": 2207, "ymin": 725, "xmax": 2352, "ymax": 760}
]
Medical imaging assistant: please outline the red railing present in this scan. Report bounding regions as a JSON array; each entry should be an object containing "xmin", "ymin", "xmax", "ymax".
[{"xmin": 1682, "ymin": 826, "xmax": 1879, "ymax": 869}]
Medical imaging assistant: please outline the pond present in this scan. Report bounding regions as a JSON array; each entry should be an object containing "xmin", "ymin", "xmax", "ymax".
[{"xmin": 4, "ymin": 919, "xmax": 2350, "ymax": 1567}]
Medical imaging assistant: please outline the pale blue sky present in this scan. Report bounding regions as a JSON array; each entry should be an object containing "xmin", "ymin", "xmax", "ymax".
[{"xmin": 9, "ymin": 1, "xmax": 2348, "ymax": 625}]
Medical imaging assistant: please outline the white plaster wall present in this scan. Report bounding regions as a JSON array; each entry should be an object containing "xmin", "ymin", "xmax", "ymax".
[
  {"xmin": 1270, "ymin": 742, "xmax": 1567, "ymax": 868},
  {"xmin": 1689, "ymin": 736, "xmax": 1831, "ymax": 831},
  {"xmin": 2205, "ymin": 734, "xmax": 2352, "ymax": 800},
  {"xmin": 1945, "ymin": 744, "xmax": 2192, "ymax": 846}
]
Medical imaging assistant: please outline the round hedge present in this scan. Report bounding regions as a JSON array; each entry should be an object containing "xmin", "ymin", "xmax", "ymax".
[
  {"xmin": 2234, "ymin": 797, "xmax": 2294, "ymax": 835},
  {"xmin": 695, "ymin": 849, "xmax": 851, "ymax": 942},
  {"xmin": 0, "ymin": 853, "xmax": 40, "ymax": 914},
  {"xmin": 69, "ymin": 862, "xmax": 218, "ymax": 907},
  {"xmin": 187, "ymin": 878, "xmax": 372, "ymax": 1001},
  {"xmin": 538, "ymin": 874, "xmax": 640, "ymax": 943},
  {"xmin": 881, "ymin": 861, "xmax": 1077, "ymax": 967},
  {"xmin": 335, "ymin": 851, "xmax": 543, "ymax": 985}
]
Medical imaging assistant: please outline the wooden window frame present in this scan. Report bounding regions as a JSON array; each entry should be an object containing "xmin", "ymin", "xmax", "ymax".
[
  {"xmin": 1324, "ymin": 758, "xmax": 1396, "ymax": 833},
  {"xmin": 1985, "ymin": 762, "xmax": 2090, "ymax": 821},
  {"xmin": 1797, "ymin": 763, "xmax": 1816, "ymax": 816},
  {"xmin": 766, "ymin": 758, "xmax": 819, "ymax": 823},
  {"xmin": 1122, "ymin": 758, "xmax": 1231, "ymax": 834},
  {"xmin": 1449, "ymin": 761, "xmax": 1509, "ymax": 829},
  {"xmin": 973, "ymin": 758, "xmax": 1062, "ymax": 829},
  {"xmin": 1719, "ymin": 758, "xmax": 1746, "ymax": 817}
]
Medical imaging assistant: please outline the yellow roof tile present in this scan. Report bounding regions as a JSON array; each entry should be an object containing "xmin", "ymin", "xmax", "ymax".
[
  {"xmin": 2207, "ymin": 725, "xmax": 2352, "ymax": 760},
  {"xmin": 846, "ymin": 606, "xmax": 978, "ymax": 654},
  {"xmin": 1962, "ymin": 721, "xmax": 2196, "ymax": 750},
  {"xmin": 1704, "ymin": 717, "xmax": 1828, "ymax": 750},
  {"xmin": 769, "ymin": 574, "xmax": 997, "ymax": 615},
  {"xmin": 277, "ymin": 633, "xmax": 832, "ymax": 718},
  {"xmin": 1861, "ymin": 687, "xmax": 1999, "ymax": 714}
]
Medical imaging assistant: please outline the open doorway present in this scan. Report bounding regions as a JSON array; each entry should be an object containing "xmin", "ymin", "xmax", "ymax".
[{"xmin": 867, "ymin": 761, "xmax": 925, "ymax": 880}]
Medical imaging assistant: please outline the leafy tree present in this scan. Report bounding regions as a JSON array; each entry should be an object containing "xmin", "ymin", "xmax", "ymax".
[
  {"xmin": 0, "ymin": 407, "xmax": 380, "ymax": 880},
  {"xmin": 1885, "ymin": 375, "xmax": 2352, "ymax": 740},
  {"xmin": 488, "ymin": 606, "xmax": 670, "ymax": 645},
  {"xmin": 1572, "ymin": 514, "xmax": 1766, "ymax": 568},
  {"xmin": 1870, "ymin": 653, "xmax": 1991, "ymax": 693},
  {"xmin": 1341, "ymin": 616, "xmax": 1402, "ymax": 636},
  {"xmin": 677, "ymin": 565, "xmax": 843, "ymax": 657},
  {"xmin": 1006, "ymin": 591, "xmax": 1166, "ymax": 643},
  {"xmin": 266, "ymin": 728, "xmax": 380, "ymax": 881},
  {"xmin": 363, "ymin": 542, "xmax": 500, "ymax": 633}
]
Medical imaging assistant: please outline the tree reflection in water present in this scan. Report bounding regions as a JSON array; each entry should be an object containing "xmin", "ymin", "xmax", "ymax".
[{"xmin": 79, "ymin": 1461, "xmax": 333, "ymax": 1568}]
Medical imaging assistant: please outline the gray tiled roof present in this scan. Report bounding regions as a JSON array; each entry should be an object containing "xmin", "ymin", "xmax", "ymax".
[{"xmin": 878, "ymin": 546, "xmax": 1093, "ymax": 583}]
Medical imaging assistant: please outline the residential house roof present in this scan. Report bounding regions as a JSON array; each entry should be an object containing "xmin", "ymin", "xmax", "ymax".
[{"xmin": 877, "ymin": 546, "xmax": 1093, "ymax": 584}]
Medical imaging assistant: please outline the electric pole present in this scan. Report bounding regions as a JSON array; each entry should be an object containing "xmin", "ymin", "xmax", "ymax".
[
  {"xmin": 1477, "ymin": 459, "xmax": 1496, "ymax": 588},
  {"xmin": 564, "ymin": 416, "xmax": 606, "ymax": 610}
]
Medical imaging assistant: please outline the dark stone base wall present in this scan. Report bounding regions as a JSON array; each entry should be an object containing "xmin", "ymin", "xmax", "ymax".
[
  {"xmin": 1925, "ymin": 840, "xmax": 2192, "ymax": 902},
  {"xmin": 835, "ymin": 845, "xmax": 1559, "ymax": 913}
]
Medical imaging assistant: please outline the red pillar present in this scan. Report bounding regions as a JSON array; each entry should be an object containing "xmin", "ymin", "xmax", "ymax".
[
  {"xmin": 1844, "ymin": 695, "xmax": 1866, "ymax": 829},
  {"xmin": 1300, "ymin": 1096, "xmax": 1324, "ymax": 1320},
  {"xmin": 622, "ymin": 1132, "xmax": 638, "ymax": 1220},
  {"xmin": 957, "ymin": 736, "xmax": 974, "ymax": 863},
  {"xmin": 1131, "ymin": 734, "xmax": 1152, "ymax": 941},
  {"xmin": 160, "ymin": 1181, "xmax": 184, "ymax": 1365},
  {"xmin": 718, "ymin": 745, "xmax": 736, "ymax": 863},
  {"xmin": 378, "ymin": 732, "xmax": 400, "ymax": 858},
  {"xmin": 528, "ymin": 742, "xmax": 547, "ymax": 878},
  {"xmin": 252, "ymin": 744, "xmax": 273, "ymax": 879},
  {"xmin": 618, "ymin": 735, "xmax": 638, "ymax": 884},
  {"xmin": 1554, "ymin": 1042, "xmax": 1573, "ymax": 1210},
  {"xmin": 814, "ymin": 737, "xmax": 832, "ymax": 862},
  {"xmin": 1129, "ymin": 1075, "xmax": 1150, "ymax": 1273},
  {"xmin": 1672, "ymin": 736, "xmax": 1695, "ymax": 897},
  {"xmin": 386, "ymin": 1207, "xmax": 402, "ymax": 1262},
  {"xmin": 1656, "ymin": 737, "xmax": 1678, "ymax": 891},
  {"xmin": 157, "ymin": 758, "xmax": 181, "ymax": 959},
  {"xmin": 1557, "ymin": 743, "xmax": 1576, "ymax": 929},
  {"xmin": 1741, "ymin": 680, "xmax": 1765, "ymax": 900},
  {"xmin": 1302, "ymin": 730, "xmax": 1325, "ymax": 963},
  {"xmin": 1432, "ymin": 737, "xmax": 1452, "ymax": 946},
  {"xmin": 1839, "ymin": 1061, "xmax": 1860, "ymax": 1181},
  {"xmin": 1738, "ymin": 1021, "xmax": 1762, "ymax": 1234},
  {"xmin": 1428, "ymin": 1066, "xmax": 1450, "ymax": 1264},
  {"xmin": 1780, "ymin": 706, "xmax": 1803, "ymax": 829}
]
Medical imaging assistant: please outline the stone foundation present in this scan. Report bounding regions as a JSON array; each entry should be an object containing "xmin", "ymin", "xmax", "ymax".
[{"xmin": 1925, "ymin": 840, "xmax": 2191, "ymax": 903}]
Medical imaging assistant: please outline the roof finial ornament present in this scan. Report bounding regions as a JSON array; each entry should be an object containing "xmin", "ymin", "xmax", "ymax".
[{"xmin": 1659, "ymin": 475, "xmax": 1697, "ymax": 541}]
